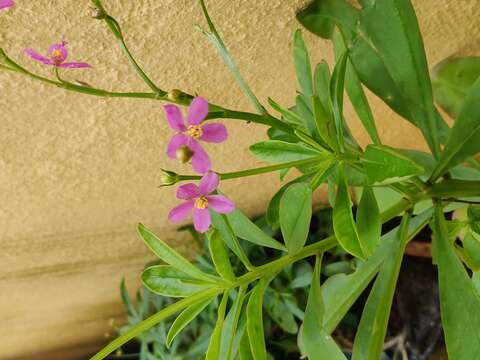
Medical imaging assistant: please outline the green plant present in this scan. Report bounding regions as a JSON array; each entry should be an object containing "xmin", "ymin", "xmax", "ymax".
[{"xmin": 2, "ymin": 0, "xmax": 480, "ymax": 359}]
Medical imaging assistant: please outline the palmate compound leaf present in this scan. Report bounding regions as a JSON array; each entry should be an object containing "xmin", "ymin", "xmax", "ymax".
[
  {"xmin": 352, "ymin": 213, "xmax": 411, "ymax": 360},
  {"xmin": 302, "ymin": 256, "xmax": 347, "ymax": 360},
  {"xmin": 432, "ymin": 205, "xmax": 480, "ymax": 359},
  {"xmin": 279, "ymin": 182, "xmax": 312, "ymax": 255}
]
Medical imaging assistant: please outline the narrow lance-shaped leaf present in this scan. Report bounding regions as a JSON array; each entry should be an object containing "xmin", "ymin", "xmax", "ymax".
[
  {"xmin": 432, "ymin": 56, "xmax": 480, "ymax": 118},
  {"xmin": 246, "ymin": 279, "xmax": 268, "ymax": 360},
  {"xmin": 198, "ymin": 0, "xmax": 265, "ymax": 114},
  {"xmin": 220, "ymin": 286, "xmax": 247, "ymax": 359},
  {"xmin": 431, "ymin": 77, "xmax": 480, "ymax": 180},
  {"xmin": 303, "ymin": 256, "xmax": 347, "ymax": 360},
  {"xmin": 166, "ymin": 296, "xmax": 215, "ymax": 347},
  {"xmin": 226, "ymin": 208, "xmax": 286, "ymax": 251},
  {"xmin": 137, "ymin": 223, "xmax": 215, "ymax": 282},
  {"xmin": 352, "ymin": 212, "xmax": 411, "ymax": 360},
  {"xmin": 330, "ymin": 52, "xmax": 348, "ymax": 151},
  {"xmin": 250, "ymin": 140, "xmax": 325, "ymax": 164},
  {"xmin": 463, "ymin": 229, "xmax": 480, "ymax": 271},
  {"xmin": 208, "ymin": 229, "xmax": 236, "ymax": 281},
  {"xmin": 323, "ymin": 209, "xmax": 432, "ymax": 333},
  {"xmin": 363, "ymin": 144, "xmax": 425, "ymax": 184},
  {"xmin": 293, "ymin": 29, "xmax": 314, "ymax": 96},
  {"xmin": 267, "ymin": 97, "xmax": 304, "ymax": 128},
  {"xmin": 333, "ymin": 165, "xmax": 364, "ymax": 259},
  {"xmin": 332, "ymin": 28, "xmax": 381, "ymax": 145},
  {"xmin": 264, "ymin": 291, "xmax": 298, "ymax": 334},
  {"xmin": 432, "ymin": 205, "xmax": 480, "ymax": 359},
  {"xmin": 141, "ymin": 265, "xmax": 214, "ymax": 298},
  {"xmin": 206, "ymin": 290, "xmax": 230, "ymax": 360},
  {"xmin": 211, "ymin": 212, "xmax": 253, "ymax": 271},
  {"xmin": 356, "ymin": 186, "xmax": 381, "ymax": 257},
  {"xmin": 280, "ymin": 183, "xmax": 312, "ymax": 255}
]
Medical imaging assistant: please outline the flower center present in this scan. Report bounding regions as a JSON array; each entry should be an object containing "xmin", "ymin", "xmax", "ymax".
[
  {"xmin": 50, "ymin": 49, "xmax": 63, "ymax": 64},
  {"xmin": 187, "ymin": 125, "xmax": 203, "ymax": 139},
  {"xmin": 195, "ymin": 196, "xmax": 209, "ymax": 209}
]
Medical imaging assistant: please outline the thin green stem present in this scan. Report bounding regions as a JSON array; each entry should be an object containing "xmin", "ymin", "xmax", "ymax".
[
  {"xmin": 177, "ymin": 157, "xmax": 325, "ymax": 182},
  {"xmin": 428, "ymin": 179, "xmax": 480, "ymax": 198}
]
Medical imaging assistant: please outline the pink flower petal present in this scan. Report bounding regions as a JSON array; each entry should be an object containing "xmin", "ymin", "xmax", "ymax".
[
  {"xmin": 206, "ymin": 195, "xmax": 235, "ymax": 213},
  {"xmin": 176, "ymin": 183, "xmax": 200, "ymax": 200},
  {"xmin": 189, "ymin": 140, "xmax": 211, "ymax": 174},
  {"xmin": 192, "ymin": 207, "xmax": 211, "ymax": 233},
  {"xmin": 199, "ymin": 172, "xmax": 219, "ymax": 195},
  {"xmin": 166, "ymin": 134, "xmax": 189, "ymax": 159},
  {"xmin": 187, "ymin": 96, "xmax": 209, "ymax": 125},
  {"xmin": 0, "ymin": 0, "xmax": 14, "ymax": 10},
  {"xmin": 168, "ymin": 200, "xmax": 194, "ymax": 223},
  {"xmin": 24, "ymin": 49, "xmax": 53, "ymax": 65},
  {"xmin": 200, "ymin": 123, "xmax": 227, "ymax": 143},
  {"xmin": 58, "ymin": 62, "xmax": 91, "ymax": 68},
  {"xmin": 163, "ymin": 104, "xmax": 186, "ymax": 131},
  {"xmin": 48, "ymin": 42, "xmax": 68, "ymax": 63}
]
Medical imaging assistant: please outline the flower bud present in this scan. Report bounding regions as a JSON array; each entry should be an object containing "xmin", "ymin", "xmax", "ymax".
[
  {"xmin": 159, "ymin": 169, "xmax": 179, "ymax": 187},
  {"xmin": 176, "ymin": 146, "xmax": 193, "ymax": 164},
  {"xmin": 89, "ymin": 6, "xmax": 106, "ymax": 19},
  {"xmin": 167, "ymin": 89, "xmax": 183, "ymax": 101}
]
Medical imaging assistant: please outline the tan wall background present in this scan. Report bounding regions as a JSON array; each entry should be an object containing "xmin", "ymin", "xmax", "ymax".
[{"xmin": 0, "ymin": 1, "xmax": 478, "ymax": 359}]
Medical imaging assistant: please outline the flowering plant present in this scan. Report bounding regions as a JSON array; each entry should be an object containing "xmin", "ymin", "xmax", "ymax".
[{"xmin": 2, "ymin": 0, "xmax": 480, "ymax": 359}]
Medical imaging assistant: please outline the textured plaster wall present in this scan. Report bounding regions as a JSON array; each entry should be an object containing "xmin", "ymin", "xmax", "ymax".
[{"xmin": 0, "ymin": 0, "xmax": 478, "ymax": 359}]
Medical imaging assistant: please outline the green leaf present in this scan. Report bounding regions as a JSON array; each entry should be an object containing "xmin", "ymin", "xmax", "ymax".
[
  {"xmin": 295, "ymin": 94, "xmax": 317, "ymax": 136},
  {"xmin": 293, "ymin": 29, "xmax": 314, "ymax": 96},
  {"xmin": 198, "ymin": 0, "xmax": 265, "ymax": 114},
  {"xmin": 280, "ymin": 183, "xmax": 312, "ymax": 255},
  {"xmin": 323, "ymin": 208, "xmax": 432, "ymax": 333},
  {"xmin": 473, "ymin": 272, "xmax": 480, "ymax": 297},
  {"xmin": 239, "ymin": 317, "xmax": 254, "ymax": 360},
  {"xmin": 332, "ymin": 29, "xmax": 380, "ymax": 145},
  {"xmin": 141, "ymin": 265, "xmax": 214, "ymax": 298},
  {"xmin": 206, "ymin": 290, "xmax": 230, "ymax": 360},
  {"xmin": 352, "ymin": 213, "xmax": 410, "ymax": 360},
  {"xmin": 221, "ymin": 287, "xmax": 247, "ymax": 360},
  {"xmin": 432, "ymin": 205, "xmax": 480, "ymax": 359},
  {"xmin": 267, "ymin": 174, "xmax": 313, "ymax": 229},
  {"xmin": 330, "ymin": 52, "xmax": 348, "ymax": 151},
  {"xmin": 333, "ymin": 165, "xmax": 364, "ymax": 259},
  {"xmin": 432, "ymin": 56, "xmax": 480, "ymax": 118},
  {"xmin": 463, "ymin": 229, "xmax": 480, "ymax": 270},
  {"xmin": 267, "ymin": 97, "xmax": 304, "ymax": 127},
  {"xmin": 208, "ymin": 229, "xmax": 236, "ymax": 281},
  {"xmin": 166, "ymin": 296, "xmax": 214, "ymax": 347},
  {"xmin": 210, "ymin": 212, "xmax": 253, "ymax": 270},
  {"xmin": 303, "ymin": 257, "xmax": 347, "ymax": 360},
  {"xmin": 312, "ymin": 94, "xmax": 337, "ymax": 151},
  {"xmin": 363, "ymin": 144, "xmax": 425, "ymax": 184},
  {"xmin": 120, "ymin": 279, "xmax": 138, "ymax": 318},
  {"xmin": 310, "ymin": 159, "xmax": 335, "ymax": 190},
  {"xmin": 246, "ymin": 280, "xmax": 268, "ymax": 360},
  {"xmin": 356, "ymin": 0, "xmax": 440, "ymax": 157},
  {"xmin": 356, "ymin": 186, "xmax": 381, "ymax": 257},
  {"xmin": 225, "ymin": 208, "xmax": 286, "ymax": 251},
  {"xmin": 250, "ymin": 140, "xmax": 324, "ymax": 164},
  {"xmin": 431, "ymin": 78, "xmax": 480, "ymax": 180},
  {"xmin": 264, "ymin": 291, "xmax": 298, "ymax": 334},
  {"xmin": 137, "ymin": 224, "xmax": 215, "ymax": 282},
  {"xmin": 468, "ymin": 204, "xmax": 480, "ymax": 234}
]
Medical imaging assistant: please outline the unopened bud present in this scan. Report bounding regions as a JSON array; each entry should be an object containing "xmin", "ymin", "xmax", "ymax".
[
  {"xmin": 89, "ymin": 6, "xmax": 106, "ymax": 19},
  {"xmin": 176, "ymin": 146, "xmax": 193, "ymax": 164},
  {"xmin": 167, "ymin": 89, "xmax": 183, "ymax": 101},
  {"xmin": 160, "ymin": 169, "xmax": 179, "ymax": 187}
]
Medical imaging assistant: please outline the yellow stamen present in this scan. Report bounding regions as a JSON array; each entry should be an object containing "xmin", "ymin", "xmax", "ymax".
[
  {"xmin": 195, "ymin": 196, "xmax": 209, "ymax": 209},
  {"xmin": 187, "ymin": 125, "xmax": 203, "ymax": 139},
  {"xmin": 51, "ymin": 49, "xmax": 62, "ymax": 58}
]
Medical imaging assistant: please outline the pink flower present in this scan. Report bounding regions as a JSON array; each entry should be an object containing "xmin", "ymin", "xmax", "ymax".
[
  {"xmin": 164, "ymin": 96, "xmax": 227, "ymax": 174},
  {"xmin": 24, "ymin": 41, "xmax": 91, "ymax": 68},
  {"xmin": 0, "ymin": 0, "xmax": 14, "ymax": 10},
  {"xmin": 168, "ymin": 172, "xmax": 235, "ymax": 233}
]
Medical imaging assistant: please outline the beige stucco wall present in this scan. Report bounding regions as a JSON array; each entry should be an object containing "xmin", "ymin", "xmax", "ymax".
[{"xmin": 0, "ymin": 1, "xmax": 478, "ymax": 359}]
